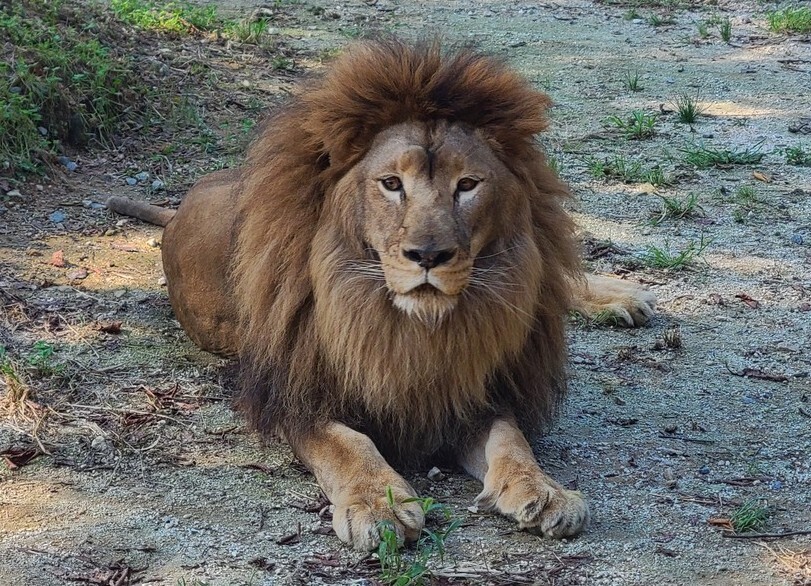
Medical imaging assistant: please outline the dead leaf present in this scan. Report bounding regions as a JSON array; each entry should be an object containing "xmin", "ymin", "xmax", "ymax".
[
  {"xmin": 276, "ymin": 523, "xmax": 302, "ymax": 545},
  {"xmin": 1, "ymin": 447, "xmax": 42, "ymax": 470},
  {"xmin": 742, "ymin": 368, "xmax": 788, "ymax": 383},
  {"xmin": 734, "ymin": 293, "xmax": 760, "ymax": 309},
  {"xmin": 97, "ymin": 321, "xmax": 122, "ymax": 334},
  {"xmin": 753, "ymin": 170, "xmax": 772, "ymax": 183},
  {"xmin": 708, "ymin": 517, "xmax": 734, "ymax": 531},
  {"xmin": 240, "ymin": 463, "xmax": 275, "ymax": 475},
  {"xmin": 111, "ymin": 242, "xmax": 140, "ymax": 252}
]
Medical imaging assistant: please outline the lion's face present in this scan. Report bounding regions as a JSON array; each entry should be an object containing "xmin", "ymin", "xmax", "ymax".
[{"xmin": 345, "ymin": 122, "xmax": 520, "ymax": 325}]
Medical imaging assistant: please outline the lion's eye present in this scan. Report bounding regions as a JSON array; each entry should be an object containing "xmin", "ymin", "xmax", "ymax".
[
  {"xmin": 380, "ymin": 176, "xmax": 403, "ymax": 192},
  {"xmin": 457, "ymin": 177, "xmax": 479, "ymax": 192}
]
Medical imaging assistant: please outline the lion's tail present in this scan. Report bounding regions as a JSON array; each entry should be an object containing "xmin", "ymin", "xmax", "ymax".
[{"xmin": 106, "ymin": 196, "xmax": 176, "ymax": 227}]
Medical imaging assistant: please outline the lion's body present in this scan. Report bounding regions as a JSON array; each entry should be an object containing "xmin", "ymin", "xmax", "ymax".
[{"xmin": 111, "ymin": 39, "xmax": 656, "ymax": 549}]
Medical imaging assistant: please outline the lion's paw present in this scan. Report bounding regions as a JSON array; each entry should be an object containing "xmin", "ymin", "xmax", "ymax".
[
  {"xmin": 585, "ymin": 275, "xmax": 657, "ymax": 327},
  {"xmin": 332, "ymin": 482, "xmax": 425, "ymax": 551},
  {"xmin": 476, "ymin": 472, "xmax": 589, "ymax": 538}
]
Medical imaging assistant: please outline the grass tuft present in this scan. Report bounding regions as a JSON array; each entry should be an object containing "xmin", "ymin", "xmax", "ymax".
[
  {"xmin": 640, "ymin": 235, "xmax": 711, "ymax": 270},
  {"xmin": 623, "ymin": 69, "xmax": 643, "ymax": 92},
  {"xmin": 719, "ymin": 17, "xmax": 732, "ymax": 42},
  {"xmin": 730, "ymin": 500, "xmax": 770, "ymax": 533},
  {"xmin": 588, "ymin": 155, "xmax": 673, "ymax": 186},
  {"xmin": 673, "ymin": 91, "xmax": 705, "ymax": 123},
  {"xmin": 377, "ymin": 489, "xmax": 462, "ymax": 585},
  {"xmin": 650, "ymin": 193, "xmax": 703, "ymax": 225},
  {"xmin": 767, "ymin": 6, "xmax": 811, "ymax": 34},
  {"xmin": 608, "ymin": 110, "xmax": 657, "ymax": 139},
  {"xmin": 680, "ymin": 142, "xmax": 764, "ymax": 168},
  {"xmin": 785, "ymin": 145, "xmax": 811, "ymax": 166}
]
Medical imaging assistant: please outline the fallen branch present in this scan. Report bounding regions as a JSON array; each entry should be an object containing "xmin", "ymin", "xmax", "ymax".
[{"xmin": 722, "ymin": 530, "xmax": 811, "ymax": 540}]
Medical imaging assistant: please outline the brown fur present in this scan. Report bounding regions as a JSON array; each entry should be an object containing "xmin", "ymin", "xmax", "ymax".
[{"xmin": 232, "ymin": 39, "xmax": 580, "ymax": 464}]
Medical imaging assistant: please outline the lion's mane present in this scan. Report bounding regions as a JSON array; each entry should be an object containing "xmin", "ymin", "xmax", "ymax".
[{"xmin": 232, "ymin": 39, "xmax": 580, "ymax": 464}]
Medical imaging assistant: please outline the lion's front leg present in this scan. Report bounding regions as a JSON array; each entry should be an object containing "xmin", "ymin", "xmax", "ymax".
[
  {"xmin": 459, "ymin": 418, "xmax": 589, "ymax": 538},
  {"xmin": 571, "ymin": 273, "xmax": 657, "ymax": 326},
  {"xmin": 291, "ymin": 422, "xmax": 425, "ymax": 551}
]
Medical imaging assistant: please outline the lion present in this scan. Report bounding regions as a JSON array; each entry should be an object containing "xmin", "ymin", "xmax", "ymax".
[{"xmin": 107, "ymin": 39, "xmax": 655, "ymax": 550}]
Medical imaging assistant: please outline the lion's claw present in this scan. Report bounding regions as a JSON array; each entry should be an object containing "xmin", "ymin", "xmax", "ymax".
[
  {"xmin": 476, "ymin": 473, "xmax": 589, "ymax": 539},
  {"xmin": 332, "ymin": 484, "xmax": 425, "ymax": 551}
]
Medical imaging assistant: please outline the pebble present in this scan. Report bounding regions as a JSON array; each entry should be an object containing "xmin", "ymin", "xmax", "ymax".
[
  {"xmin": 158, "ymin": 276, "xmax": 167, "ymax": 286},
  {"xmin": 427, "ymin": 466, "xmax": 445, "ymax": 481},
  {"xmin": 5, "ymin": 189, "xmax": 25, "ymax": 201},
  {"xmin": 82, "ymin": 199, "xmax": 105, "ymax": 210},
  {"xmin": 49, "ymin": 210, "xmax": 66, "ymax": 223},
  {"xmin": 0, "ymin": 205, "xmax": 6, "ymax": 216},
  {"xmin": 38, "ymin": 126, "xmax": 48, "ymax": 136},
  {"xmin": 57, "ymin": 156, "xmax": 78, "ymax": 171},
  {"xmin": 116, "ymin": 219, "xmax": 129, "ymax": 228},
  {"xmin": 790, "ymin": 234, "xmax": 804, "ymax": 245},
  {"xmin": 104, "ymin": 228, "xmax": 119, "ymax": 236},
  {"xmin": 125, "ymin": 177, "xmax": 138, "ymax": 186},
  {"xmin": 151, "ymin": 179, "xmax": 165, "ymax": 191},
  {"xmin": 698, "ymin": 465, "xmax": 710, "ymax": 475},
  {"xmin": 135, "ymin": 171, "xmax": 150, "ymax": 182},
  {"xmin": 91, "ymin": 436, "xmax": 111, "ymax": 452},
  {"xmin": 147, "ymin": 237, "xmax": 160, "ymax": 248},
  {"xmin": 67, "ymin": 268, "xmax": 88, "ymax": 281}
]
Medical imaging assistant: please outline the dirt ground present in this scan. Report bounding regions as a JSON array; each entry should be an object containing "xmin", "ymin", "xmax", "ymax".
[{"xmin": 2, "ymin": 0, "xmax": 810, "ymax": 584}]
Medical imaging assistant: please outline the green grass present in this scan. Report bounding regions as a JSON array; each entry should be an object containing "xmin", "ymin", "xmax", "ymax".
[
  {"xmin": 623, "ymin": 69, "xmax": 643, "ymax": 92},
  {"xmin": 26, "ymin": 341, "xmax": 64, "ymax": 378},
  {"xmin": 697, "ymin": 21, "xmax": 710, "ymax": 38},
  {"xmin": 650, "ymin": 193, "xmax": 702, "ymax": 225},
  {"xmin": 785, "ymin": 145, "xmax": 811, "ymax": 166},
  {"xmin": 588, "ymin": 155, "xmax": 673, "ymax": 186},
  {"xmin": 648, "ymin": 13, "xmax": 675, "ymax": 26},
  {"xmin": 608, "ymin": 110, "xmax": 657, "ymax": 139},
  {"xmin": 673, "ymin": 91, "xmax": 704, "ymax": 123},
  {"xmin": 110, "ymin": 0, "xmax": 220, "ymax": 34},
  {"xmin": 680, "ymin": 142, "xmax": 764, "ymax": 168},
  {"xmin": 376, "ymin": 488, "xmax": 462, "ymax": 586},
  {"xmin": 1, "ymin": 0, "xmax": 137, "ymax": 173},
  {"xmin": 731, "ymin": 185, "xmax": 761, "ymax": 223},
  {"xmin": 640, "ymin": 235, "xmax": 710, "ymax": 270},
  {"xmin": 719, "ymin": 17, "xmax": 732, "ymax": 42},
  {"xmin": 767, "ymin": 6, "xmax": 811, "ymax": 34},
  {"xmin": 730, "ymin": 500, "xmax": 769, "ymax": 533}
]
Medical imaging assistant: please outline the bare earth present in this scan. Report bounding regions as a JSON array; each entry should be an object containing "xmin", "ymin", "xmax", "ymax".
[{"xmin": 1, "ymin": 1, "xmax": 810, "ymax": 584}]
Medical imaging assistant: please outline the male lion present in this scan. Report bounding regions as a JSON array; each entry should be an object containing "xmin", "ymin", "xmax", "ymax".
[{"xmin": 108, "ymin": 39, "xmax": 655, "ymax": 550}]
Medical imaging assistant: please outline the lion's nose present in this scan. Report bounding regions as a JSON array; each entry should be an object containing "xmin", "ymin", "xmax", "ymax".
[{"xmin": 402, "ymin": 247, "xmax": 457, "ymax": 270}]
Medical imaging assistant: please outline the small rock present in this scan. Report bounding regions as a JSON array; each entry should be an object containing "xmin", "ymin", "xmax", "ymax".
[
  {"xmin": 38, "ymin": 126, "xmax": 48, "ymax": 136},
  {"xmin": 0, "ymin": 205, "xmax": 6, "ymax": 216},
  {"xmin": 790, "ymin": 234, "xmax": 804, "ymax": 245},
  {"xmin": 698, "ymin": 465, "xmax": 710, "ymax": 475},
  {"xmin": 151, "ymin": 179, "xmax": 165, "ymax": 191},
  {"xmin": 91, "ymin": 436, "xmax": 111, "ymax": 452},
  {"xmin": 427, "ymin": 466, "xmax": 445, "ymax": 481},
  {"xmin": 466, "ymin": 505, "xmax": 479, "ymax": 514},
  {"xmin": 50, "ymin": 250, "xmax": 66, "ymax": 267},
  {"xmin": 5, "ymin": 189, "xmax": 24, "ymax": 201},
  {"xmin": 115, "ymin": 219, "xmax": 129, "ymax": 228},
  {"xmin": 49, "ymin": 210, "xmax": 66, "ymax": 223},
  {"xmin": 158, "ymin": 276, "xmax": 167, "ymax": 287},
  {"xmin": 36, "ymin": 185, "xmax": 43, "ymax": 191},
  {"xmin": 770, "ymin": 480, "xmax": 783, "ymax": 490},
  {"xmin": 125, "ymin": 177, "xmax": 138, "ymax": 186},
  {"xmin": 66, "ymin": 268, "xmax": 88, "ymax": 281},
  {"xmin": 663, "ymin": 424, "xmax": 677, "ymax": 434},
  {"xmin": 113, "ymin": 289, "xmax": 127, "ymax": 299},
  {"xmin": 104, "ymin": 228, "xmax": 119, "ymax": 237},
  {"xmin": 135, "ymin": 171, "xmax": 150, "ymax": 182},
  {"xmin": 65, "ymin": 161, "xmax": 78, "ymax": 172},
  {"xmin": 146, "ymin": 237, "xmax": 160, "ymax": 248}
]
